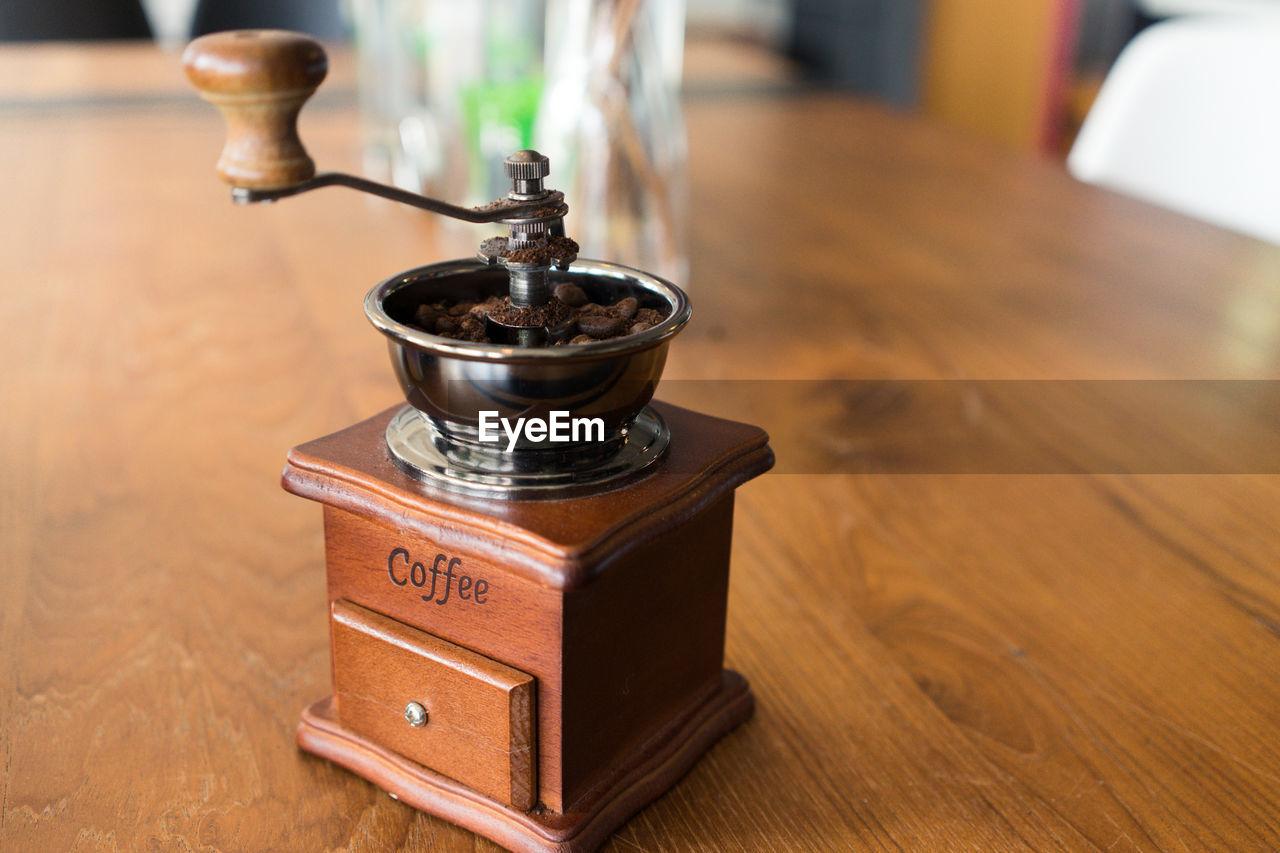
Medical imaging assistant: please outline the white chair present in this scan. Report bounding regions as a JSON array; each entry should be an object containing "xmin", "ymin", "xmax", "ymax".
[
  {"xmin": 1067, "ymin": 15, "xmax": 1280, "ymax": 244},
  {"xmin": 1137, "ymin": 1, "xmax": 1280, "ymax": 17}
]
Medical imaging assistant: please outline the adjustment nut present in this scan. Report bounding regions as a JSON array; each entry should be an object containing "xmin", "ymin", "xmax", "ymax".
[{"xmin": 504, "ymin": 150, "xmax": 550, "ymax": 181}]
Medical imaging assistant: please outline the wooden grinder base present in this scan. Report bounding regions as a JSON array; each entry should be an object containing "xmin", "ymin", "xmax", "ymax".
[{"xmin": 283, "ymin": 401, "xmax": 773, "ymax": 853}]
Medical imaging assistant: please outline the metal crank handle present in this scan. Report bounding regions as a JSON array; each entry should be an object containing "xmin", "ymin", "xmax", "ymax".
[
  {"xmin": 181, "ymin": 29, "xmax": 559, "ymax": 224},
  {"xmin": 229, "ymin": 172, "xmax": 565, "ymax": 225}
]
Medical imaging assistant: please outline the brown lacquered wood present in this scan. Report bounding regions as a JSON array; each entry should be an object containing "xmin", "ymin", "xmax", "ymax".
[
  {"xmin": 330, "ymin": 600, "xmax": 536, "ymax": 810},
  {"xmin": 298, "ymin": 670, "xmax": 754, "ymax": 853},
  {"xmin": 282, "ymin": 402, "xmax": 773, "ymax": 591},
  {"xmin": 287, "ymin": 402, "xmax": 769, "ymax": 825},
  {"xmin": 182, "ymin": 30, "xmax": 327, "ymax": 189},
  {"xmin": 6, "ymin": 39, "xmax": 1280, "ymax": 853}
]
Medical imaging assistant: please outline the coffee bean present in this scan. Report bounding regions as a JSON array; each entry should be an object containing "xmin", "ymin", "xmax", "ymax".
[
  {"xmin": 578, "ymin": 313, "xmax": 624, "ymax": 339},
  {"xmin": 414, "ymin": 304, "xmax": 440, "ymax": 327},
  {"xmin": 414, "ymin": 292, "xmax": 669, "ymax": 344},
  {"xmin": 553, "ymin": 283, "xmax": 589, "ymax": 307},
  {"xmin": 615, "ymin": 296, "xmax": 638, "ymax": 319}
]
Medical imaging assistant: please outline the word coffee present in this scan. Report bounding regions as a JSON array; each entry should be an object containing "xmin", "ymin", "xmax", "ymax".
[{"xmin": 387, "ymin": 547, "xmax": 489, "ymax": 606}]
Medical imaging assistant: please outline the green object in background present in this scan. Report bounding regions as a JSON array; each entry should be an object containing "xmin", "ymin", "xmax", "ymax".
[{"xmin": 459, "ymin": 76, "xmax": 545, "ymax": 198}]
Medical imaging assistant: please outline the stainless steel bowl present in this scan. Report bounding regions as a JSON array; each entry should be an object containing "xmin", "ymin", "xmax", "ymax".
[{"xmin": 364, "ymin": 258, "xmax": 691, "ymax": 498}]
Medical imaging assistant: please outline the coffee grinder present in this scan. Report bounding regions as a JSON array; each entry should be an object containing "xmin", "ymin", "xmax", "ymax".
[{"xmin": 184, "ymin": 30, "xmax": 773, "ymax": 853}]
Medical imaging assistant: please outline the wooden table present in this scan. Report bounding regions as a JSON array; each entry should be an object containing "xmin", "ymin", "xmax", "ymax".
[{"xmin": 4, "ymin": 40, "xmax": 1280, "ymax": 852}]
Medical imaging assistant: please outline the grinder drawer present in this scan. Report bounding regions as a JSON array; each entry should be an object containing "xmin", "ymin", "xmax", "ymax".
[{"xmin": 330, "ymin": 600, "xmax": 536, "ymax": 810}]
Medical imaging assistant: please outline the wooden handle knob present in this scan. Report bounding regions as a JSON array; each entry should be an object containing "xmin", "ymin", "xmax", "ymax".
[{"xmin": 182, "ymin": 30, "xmax": 328, "ymax": 190}]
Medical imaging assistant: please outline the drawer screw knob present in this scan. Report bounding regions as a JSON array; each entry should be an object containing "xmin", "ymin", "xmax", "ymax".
[{"xmin": 404, "ymin": 701, "xmax": 428, "ymax": 727}]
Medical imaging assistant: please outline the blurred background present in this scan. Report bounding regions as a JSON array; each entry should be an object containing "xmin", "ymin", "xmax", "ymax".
[
  {"xmin": 3, "ymin": 0, "xmax": 1250, "ymax": 150},
  {"xmin": 4, "ymin": 0, "xmax": 1278, "ymax": 256}
]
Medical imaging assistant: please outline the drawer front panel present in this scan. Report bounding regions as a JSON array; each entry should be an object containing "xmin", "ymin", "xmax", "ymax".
[{"xmin": 331, "ymin": 600, "xmax": 535, "ymax": 809}]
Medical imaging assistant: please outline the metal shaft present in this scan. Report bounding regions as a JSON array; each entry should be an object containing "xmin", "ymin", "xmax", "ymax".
[{"xmin": 507, "ymin": 266, "xmax": 550, "ymax": 308}]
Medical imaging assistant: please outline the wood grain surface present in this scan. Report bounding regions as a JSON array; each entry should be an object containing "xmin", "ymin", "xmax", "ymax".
[{"xmin": 3, "ymin": 39, "xmax": 1280, "ymax": 852}]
